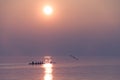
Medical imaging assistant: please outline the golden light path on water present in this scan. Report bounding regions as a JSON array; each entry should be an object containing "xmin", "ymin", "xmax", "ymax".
[{"xmin": 43, "ymin": 63, "xmax": 53, "ymax": 80}]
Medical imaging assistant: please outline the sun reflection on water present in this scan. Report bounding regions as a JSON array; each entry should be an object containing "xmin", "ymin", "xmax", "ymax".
[{"xmin": 43, "ymin": 63, "xmax": 53, "ymax": 80}]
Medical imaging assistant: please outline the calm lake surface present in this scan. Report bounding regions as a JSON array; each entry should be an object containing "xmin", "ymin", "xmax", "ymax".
[{"xmin": 0, "ymin": 56, "xmax": 120, "ymax": 80}]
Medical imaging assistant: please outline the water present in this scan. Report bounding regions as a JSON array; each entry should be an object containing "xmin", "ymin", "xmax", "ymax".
[{"xmin": 0, "ymin": 56, "xmax": 120, "ymax": 80}]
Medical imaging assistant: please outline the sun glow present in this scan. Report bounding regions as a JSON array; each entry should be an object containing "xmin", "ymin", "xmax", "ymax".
[{"xmin": 43, "ymin": 6, "xmax": 53, "ymax": 15}]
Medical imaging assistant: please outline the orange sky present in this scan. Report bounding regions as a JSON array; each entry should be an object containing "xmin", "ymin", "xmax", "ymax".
[{"xmin": 0, "ymin": 0, "xmax": 120, "ymax": 56}]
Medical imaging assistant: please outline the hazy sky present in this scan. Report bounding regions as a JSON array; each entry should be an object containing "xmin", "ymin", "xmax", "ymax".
[{"xmin": 0, "ymin": 0, "xmax": 120, "ymax": 56}]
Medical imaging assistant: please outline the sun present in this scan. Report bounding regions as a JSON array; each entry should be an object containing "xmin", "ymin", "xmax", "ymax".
[{"xmin": 43, "ymin": 6, "xmax": 53, "ymax": 15}]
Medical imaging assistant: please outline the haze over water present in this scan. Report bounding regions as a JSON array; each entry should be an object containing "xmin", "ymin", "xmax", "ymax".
[
  {"xmin": 0, "ymin": 0, "xmax": 120, "ymax": 80},
  {"xmin": 0, "ymin": 56, "xmax": 120, "ymax": 80}
]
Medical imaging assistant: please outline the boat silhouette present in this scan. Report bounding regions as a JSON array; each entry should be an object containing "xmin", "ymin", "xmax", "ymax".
[{"xmin": 28, "ymin": 56, "xmax": 55, "ymax": 65}]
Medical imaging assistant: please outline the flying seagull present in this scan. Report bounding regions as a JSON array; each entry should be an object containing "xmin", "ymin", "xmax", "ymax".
[{"xmin": 69, "ymin": 54, "xmax": 79, "ymax": 60}]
